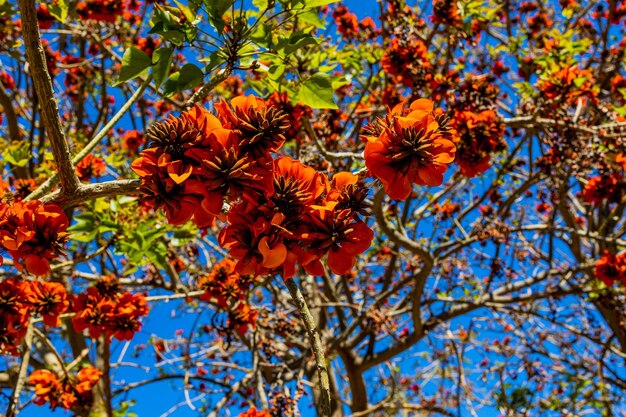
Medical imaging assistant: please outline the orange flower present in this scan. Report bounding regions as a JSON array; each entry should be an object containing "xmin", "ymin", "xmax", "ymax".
[
  {"xmin": 191, "ymin": 127, "xmax": 275, "ymax": 216},
  {"xmin": 432, "ymin": 0, "xmax": 462, "ymax": 27},
  {"xmin": 198, "ymin": 258, "xmax": 242, "ymax": 307},
  {"xmin": 75, "ymin": 366, "xmax": 102, "ymax": 394},
  {"xmin": 24, "ymin": 281, "xmax": 69, "ymax": 327},
  {"xmin": 228, "ymin": 302, "xmax": 258, "ymax": 336},
  {"xmin": 106, "ymin": 291, "xmax": 149, "ymax": 341},
  {"xmin": 75, "ymin": 154, "xmax": 106, "ymax": 182},
  {"xmin": 266, "ymin": 91, "xmax": 311, "ymax": 140},
  {"xmin": 218, "ymin": 203, "xmax": 287, "ymax": 276},
  {"xmin": 215, "ymin": 95, "xmax": 289, "ymax": 159},
  {"xmin": 364, "ymin": 99, "xmax": 456, "ymax": 200},
  {"xmin": 30, "ymin": 370, "xmax": 63, "ymax": 408},
  {"xmin": 381, "ymin": 38, "xmax": 429, "ymax": 87},
  {"xmin": 332, "ymin": 5, "xmax": 359, "ymax": 38},
  {"xmin": 451, "ymin": 110, "xmax": 505, "ymax": 177},
  {"xmin": 72, "ymin": 286, "xmax": 115, "ymax": 339},
  {"xmin": 11, "ymin": 178, "xmax": 38, "ymax": 201},
  {"xmin": 583, "ymin": 174, "xmax": 623, "ymax": 206},
  {"xmin": 0, "ymin": 279, "xmax": 30, "ymax": 355},
  {"xmin": 328, "ymin": 171, "xmax": 370, "ymax": 219},
  {"xmin": 301, "ymin": 208, "xmax": 374, "ymax": 275},
  {"xmin": 132, "ymin": 148, "xmax": 215, "ymax": 226},
  {"xmin": 271, "ymin": 156, "xmax": 327, "ymax": 218},
  {"xmin": 239, "ymin": 408, "xmax": 270, "ymax": 417},
  {"xmin": 595, "ymin": 251, "xmax": 626, "ymax": 286},
  {"xmin": 121, "ymin": 130, "xmax": 145, "ymax": 154},
  {"xmin": 537, "ymin": 65, "xmax": 596, "ymax": 105},
  {"xmin": 72, "ymin": 277, "xmax": 148, "ymax": 341},
  {"xmin": 0, "ymin": 201, "xmax": 69, "ymax": 275},
  {"xmin": 30, "ymin": 365, "xmax": 102, "ymax": 411}
]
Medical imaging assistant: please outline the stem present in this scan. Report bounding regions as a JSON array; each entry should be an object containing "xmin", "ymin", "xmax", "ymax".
[
  {"xmin": 18, "ymin": 0, "xmax": 80, "ymax": 194},
  {"xmin": 284, "ymin": 278, "xmax": 331, "ymax": 417},
  {"xmin": 184, "ymin": 65, "xmax": 233, "ymax": 109},
  {"xmin": 6, "ymin": 322, "xmax": 33, "ymax": 417}
]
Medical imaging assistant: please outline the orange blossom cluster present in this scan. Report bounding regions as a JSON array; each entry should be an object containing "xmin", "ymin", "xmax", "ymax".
[
  {"xmin": 197, "ymin": 258, "xmax": 259, "ymax": 335},
  {"xmin": 595, "ymin": 251, "xmax": 626, "ymax": 287},
  {"xmin": 0, "ymin": 200, "xmax": 69, "ymax": 275},
  {"xmin": 0, "ymin": 279, "xmax": 68, "ymax": 355},
  {"xmin": 29, "ymin": 366, "xmax": 102, "ymax": 411},
  {"xmin": 364, "ymin": 99, "xmax": 457, "ymax": 200},
  {"xmin": 132, "ymin": 95, "xmax": 374, "ymax": 278},
  {"xmin": 71, "ymin": 275, "xmax": 149, "ymax": 341}
]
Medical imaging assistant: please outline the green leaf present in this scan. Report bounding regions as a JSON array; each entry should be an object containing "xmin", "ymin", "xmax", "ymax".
[
  {"xmin": 152, "ymin": 47, "xmax": 174, "ymax": 89},
  {"xmin": 114, "ymin": 47, "xmax": 152, "ymax": 86},
  {"xmin": 293, "ymin": 0, "xmax": 340, "ymax": 8},
  {"xmin": 299, "ymin": 10, "xmax": 327, "ymax": 29},
  {"xmin": 68, "ymin": 214, "xmax": 98, "ymax": 242},
  {"xmin": 268, "ymin": 64, "xmax": 286, "ymax": 81},
  {"xmin": 162, "ymin": 64, "xmax": 205, "ymax": 96},
  {"xmin": 173, "ymin": 0, "xmax": 196, "ymax": 22},
  {"xmin": 284, "ymin": 33, "xmax": 319, "ymax": 55},
  {"xmin": 3, "ymin": 142, "xmax": 30, "ymax": 167},
  {"xmin": 204, "ymin": 0, "xmax": 234, "ymax": 34},
  {"xmin": 297, "ymin": 73, "xmax": 337, "ymax": 109},
  {"xmin": 48, "ymin": 0, "xmax": 69, "ymax": 23},
  {"xmin": 178, "ymin": 63, "xmax": 205, "ymax": 90}
]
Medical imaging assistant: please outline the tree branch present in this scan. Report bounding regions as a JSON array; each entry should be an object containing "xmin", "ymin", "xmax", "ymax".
[
  {"xmin": 18, "ymin": 0, "xmax": 80, "ymax": 194},
  {"xmin": 40, "ymin": 179, "xmax": 141, "ymax": 207},
  {"xmin": 284, "ymin": 278, "xmax": 331, "ymax": 417}
]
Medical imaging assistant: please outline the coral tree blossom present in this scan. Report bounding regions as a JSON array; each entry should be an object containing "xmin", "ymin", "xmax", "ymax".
[
  {"xmin": 30, "ymin": 366, "xmax": 102, "ymax": 411},
  {"xmin": 134, "ymin": 96, "xmax": 374, "ymax": 279},
  {"xmin": 0, "ymin": 200, "xmax": 69, "ymax": 275},
  {"xmin": 364, "ymin": 99, "xmax": 457, "ymax": 200}
]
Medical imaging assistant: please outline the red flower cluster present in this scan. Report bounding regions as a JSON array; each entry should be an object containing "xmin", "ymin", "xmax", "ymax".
[
  {"xmin": 75, "ymin": 154, "xmax": 106, "ymax": 182},
  {"xmin": 197, "ymin": 258, "xmax": 259, "ymax": 335},
  {"xmin": 219, "ymin": 157, "xmax": 373, "ymax": 277},
  {"xmin": 0, "ymin": 279, "xmax": 68, "ymax": 355},
  {"xmin": 381, "ymin": 38, "xmax": 430, "ymax": 87},
  {"xmin": 121, "ymin": 130, "xmax": 146, "ymax": 154},
  {"xmin": 36, "ymin": 4, "xmax": 56, "ymax": 30},
  {"xmin": 135, "ymin": 36, "xmax": 161, "ymax": 58},
  {"xmin": 10, "ymin": 178, "xmax": 38, "ymax": 201},
  {"xmin": 450, "ymin": 110, "xmax": 506, "ymax": 177},
  {"xmin": 59, "ymin": 55, "xmax": 95, "ymax": 102},
  {"xmin": 364, "ymin": 99, "xmax": 457, "ymax": 200},
  {"xmin": 432, "ymin": 0, "xmax": 463, "ymax": 27},
  {"xmin": 76, "ymin": 0, "xmax": 139, "ymax": 23},
  {"xmin": 0, "ymin": 201, "xmax": 69, "ymax": 275},
  {"xmin": 537, "ymin": 65, "xmax": 596, "ymax": 106},
  {"xmin": 266, "ymin": 91, "xmax": 310, "ymax": 141},
  {"xmin": 132, "ymin": 97, "xmax": 287, "ymax": 227},
  {"xmin": 133, "ymin": 96, "xmax": 374, "ymax": 277},
  {"xmin": 30, "ymin": 366, "xmax": 102, "ymax": 411},
  {"xmin": 583, "ymin": 174, "xmax": 624, "ymax": 206},
  {"xmin": 72, "ymin": 276, "xmax": 149, "ymax": 341},
  {"xmin": 332, "ymin": 5, "xmax": 359, "ymax": 38},
  {"xmin": 239, "ymin": 408, "xmax": 270, "ymax": 417},
  {"xmin": 595, "ymin": 251, "xmax": 626, "ymax": 286}
]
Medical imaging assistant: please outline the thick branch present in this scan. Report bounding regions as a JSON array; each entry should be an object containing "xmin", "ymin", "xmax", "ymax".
[
  {"xmin": 284, "ymin": 278, "xmax": 331, "ymax": 417},
  {"xmin": 40, "ymin": 179, "xmax": 141, "ymax": 207},
  {"xmin": 18, "ymin": 0, "xmax": 80, "ymax": 194}
]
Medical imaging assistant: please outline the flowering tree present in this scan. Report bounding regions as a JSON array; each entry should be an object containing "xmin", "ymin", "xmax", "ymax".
[{"xmin": 1, "ymin": 0, "xmax": 626, "ymax": 416}]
